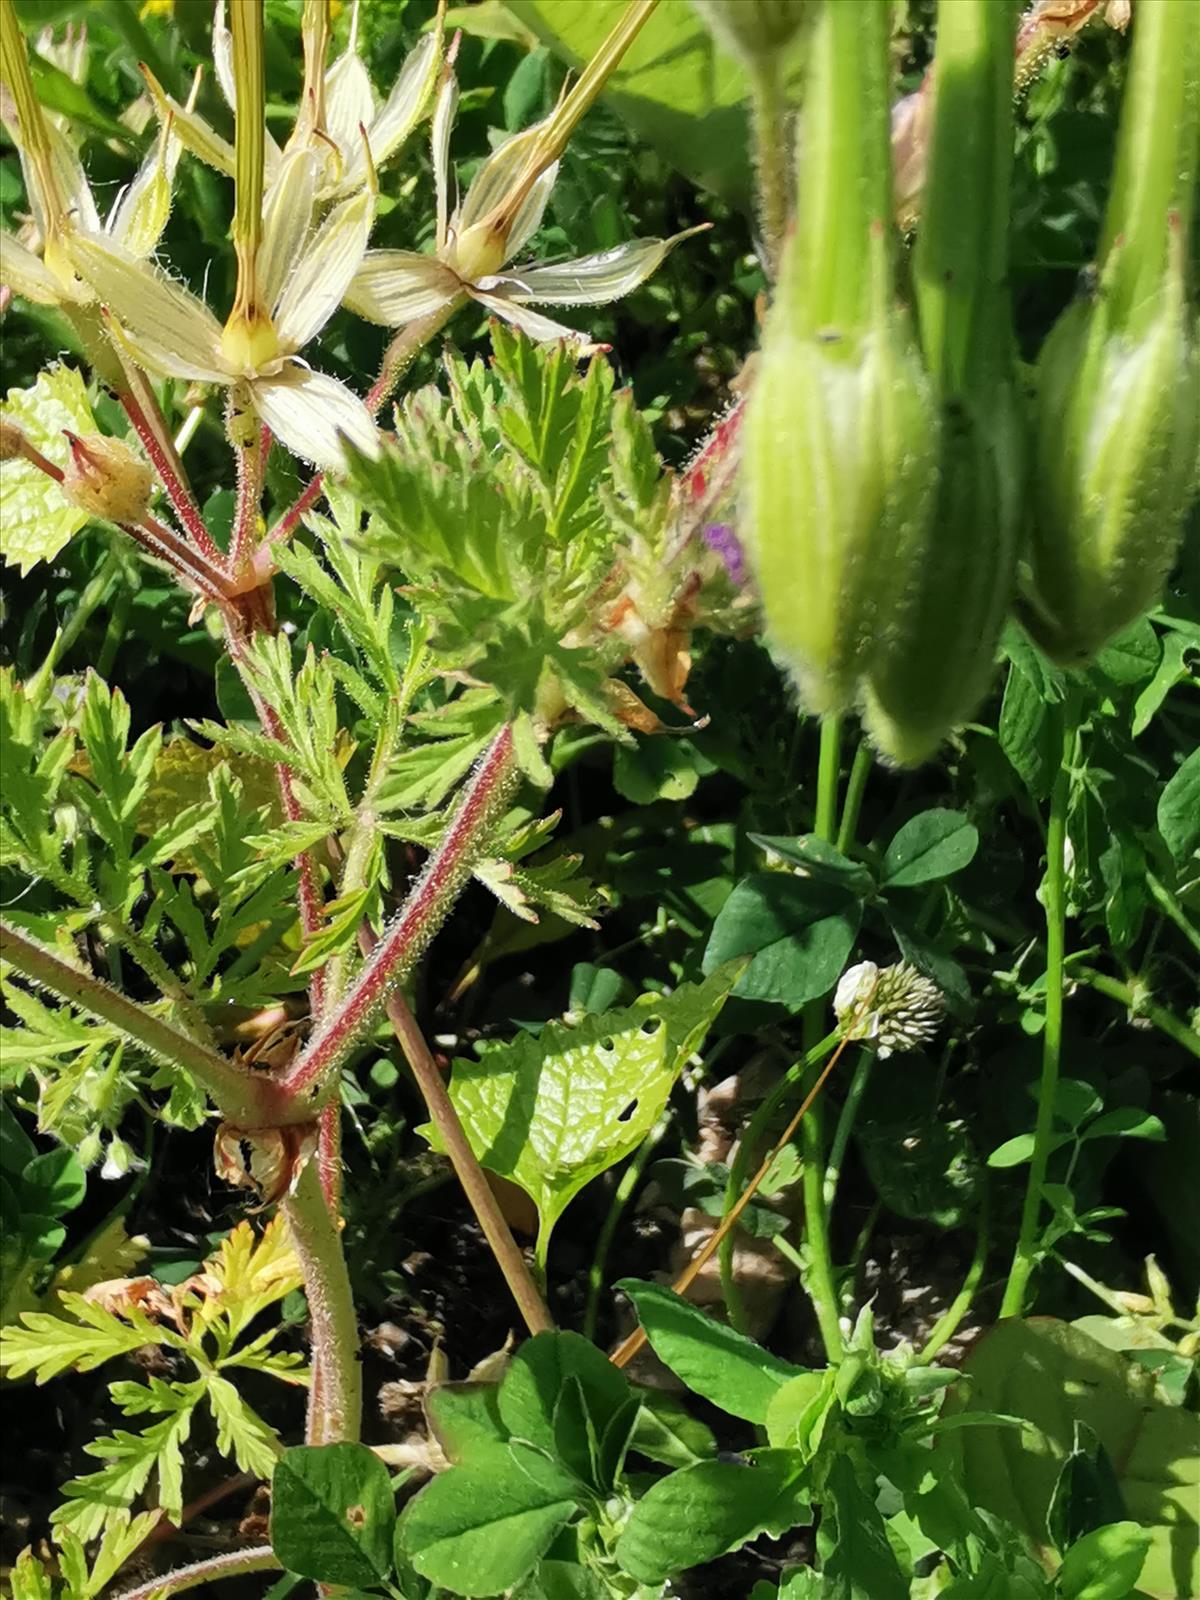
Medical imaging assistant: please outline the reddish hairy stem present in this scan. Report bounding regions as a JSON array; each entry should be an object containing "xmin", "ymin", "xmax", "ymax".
[
  {"xmin": 279, "ymin": 725, "xmax": 517, "ymax": 1102},
  {"xmin": 268, "ymin": 303, "xmax": 458, "ymax": 548},
  {"xmin": 230, "ymin": 420, "xmax": 271, "ymax": 574},
  {"xmin": 119, "ymin": 378, "xmax": 223, "ymax": 565}
]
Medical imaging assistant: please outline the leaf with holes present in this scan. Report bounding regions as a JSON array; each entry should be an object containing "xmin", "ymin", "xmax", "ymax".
[{"xmin": 422, "ymin": 967, "xmax": 740, "ymax": 1262}]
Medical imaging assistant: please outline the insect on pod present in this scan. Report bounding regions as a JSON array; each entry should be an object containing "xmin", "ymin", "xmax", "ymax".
[
  {"xmin": 1022, "ymin": 0, "xmax": 1200, "ymax": 664},
  {"xmin": 743, "ymin": 0, "xmax": 937, "ymax": 719},
  {"xmin": 863, "ymin": 0, "xmax": 1024, "ymax": 767}
]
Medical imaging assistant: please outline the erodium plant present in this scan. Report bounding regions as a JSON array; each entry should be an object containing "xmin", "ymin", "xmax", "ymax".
[{"xmin": 0, "ymin": 0, "xmax": 1196, "ymax": 1597}]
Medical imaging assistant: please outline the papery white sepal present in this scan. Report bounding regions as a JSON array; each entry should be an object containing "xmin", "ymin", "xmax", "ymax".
[
  {"xmin": 498, "ymin": 228, "xmax": 706, "ymax": 307},
  {"xmin": 0, "ymin": 231, "xmax": 60, "ymax": 304},
  {"xmin": 68, "ymin": 233, "xmax": 227, "ymax": 381},
  {"xmin": 252, "ymin": 364, "xmax": 379, "ymax": 469},
  {"xmin": 273, "ymin": 188, "xmax": 374, "ymax": 351},
  {"xmin": 344, "ymin": 250, "xmax": 461, "ymax": 325}
]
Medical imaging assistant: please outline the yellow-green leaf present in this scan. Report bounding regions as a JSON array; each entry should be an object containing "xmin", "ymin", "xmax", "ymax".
[{"xmin": 0, "ymin": 365, "xmax": 95, "ymax": 574}]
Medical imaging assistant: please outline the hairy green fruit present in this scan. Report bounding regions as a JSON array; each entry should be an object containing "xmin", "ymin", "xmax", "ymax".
[
  {"xmin": 746, "ymin": 294, "xmax": 938, "ymax": 717},
  {"xmin": 864, "ymin": 386, "xmax": 1024, "ymax": 767},
  {"xmin": 689, "ymin": 0, "xmax": 811, "ymax": 65},
  {"xmin": 1023, "ymin": 257, "xmax": 1198, "ymax": 664}
]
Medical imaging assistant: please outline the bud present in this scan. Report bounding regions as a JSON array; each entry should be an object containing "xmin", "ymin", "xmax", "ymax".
[
  {"xmin": 743, "ymin": 0, "xmax": 938, "ymax": 716},
  {"xmin": 1022, "ymin": 0, "xmax": 1200, "ymax": 664},
  {"xmin": 0, "ymin": 417, "xmax": 28, "ymax": 460},
  {"xmin": 834, "ymin": 960, "xmax": 945, "ymax": 1057},
  {"xmin": 864, "ymin": 386, "xmax": 1024, "ymax": 766},
  {"xmin": 864, "ymin": 0, "xmax": 1023, "ymax": 766},
  {"xmin": 1024, "ymin": 248, "xmax": 1198, "ymax": 664},
  {"xmin": 60, "ymin": 432, "xmax": 154, "ymax": 524},
  {"xmin": 690, "ymin": 0, "xmax": 811, "ymax": 65}
]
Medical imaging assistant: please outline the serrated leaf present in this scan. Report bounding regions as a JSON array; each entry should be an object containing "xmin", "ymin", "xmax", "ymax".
[
  {"xmin": 0, "ymin": 1291, "xmax": 177, "ymax": 1382},
  {"xmin": 53, "ymin": 1383, "xmax": 199, "ymax": 1540},
  {"xmin": 206, "ymin": 1372, "xmax": 283, "ymax": 1477},
  {"xmin": 423, "ymin": 967, "xmax": 739, "ymax": 1257},
  {"xmin": 0, "ymin": 365, "xmax": 95, "ymax": 573}
]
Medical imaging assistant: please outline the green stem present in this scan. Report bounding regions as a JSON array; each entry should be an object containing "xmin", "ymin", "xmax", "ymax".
[
  {"xmin": 584, "ymin": 1119, "xmax": 665, "ymax": 1343},
  {"xmin": 917, "ymin": 1186, "xmax": 989, "ymax": 1363},
  {"xmin": 1100, "ymin": 0, "xmax": 1200, "ymax": 329},
  {"xmin": 748, "ymin": 57, "xmax": 790, "ymax": 277},
  {"xmin": 800, "ymin": 714, "xmax": 846, "ymax": 1361},
  {"xmin": 1144, "ymin": 871, "xmax": 1200, "ymax": 959},
  {"xmin": 281, "ymin": 1160, "xmax": 362, "ymax": 1443},
  {"xmin": 823, "ymin": 1047, "xmax": 875, "ymax": 1211},
  {"xmin": 1001, "ymin": 699, "xmax": 1075, "ymax": 1317},
  {"xmin": 0, "ymin": 921, "xmax": 294, "ymax": 1126},
  {"xmin": 372, "ymin": 958, "xmax": 553, "ymax": 1337},
  {"xmin": 95, "ymin": 582, "xmax": 131, "ymax": 678},
  {"xmin": 836, "ymin": 738, "xmax": 872, "ymax": 856},
  {"xmin": 1066, "ymin": 963, "xmax": 1200, "ymax": 1061},
  {"xmin": 50, "ymin": 545, "xmax": 121, "ymax": 667},
  {"xmin": 719, "ymin": 1033, "xmax": 840, "ymax": 1333}
]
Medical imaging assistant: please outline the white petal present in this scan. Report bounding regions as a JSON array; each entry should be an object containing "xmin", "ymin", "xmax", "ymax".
[
  {"xmin": 106, "ymin": 125, "xmax": 173, "ymax": 257},
  {"xmin": 343, "ymin": 250, "xmax": 460, "ymax": 326},
  {"xmin": 252, "ymin": 363, "xmax": 378, "ymax": 469},
  {"xmin": 67, "ymin": 233, "xmax": 228, "ymax": 382},
  {"xmin": 494, "ymin": 228, "xmax": 705, "ymax": 307},
  {"xmin": 324, "ymin": 48, "xmax": 376, "ymax": 158},
  {"xmin": 363, "ymin": 31, "xmax": 439, "ymax": 171},
  {"xmin": 213, "ymin": 0, "xmax": 235, "ymax": 107},
  {"xmin": 259, "ymin": 148, "xmax": 318, "ymax": 311},
  {"xmin": 273, "ymin": 189, "xmax": 374, "ymax": 351},
  {"xmin": 503, "ymin": 161, "xmax": 557, "ymax": 260},
  {"xmin": 143, "ymin": 67, "xmax": 236, "ymax": 178},
  {"xmin": 0, "ymin": 232, "xmax": 61, "ymax": 305},
  {"xmin": 47, "ymin": 123, "xmax": 100, "ymax": 233},
  {"xmin": 432, "ymin": 68, "xmax": 459, "ymax": 252},
  {"xmin": 471, "ymin": 288, "xmax": 599, "ymax": 351},
  {"xmin": 458, "ymin": 122, "xmax": 547, "ymax": 233}
]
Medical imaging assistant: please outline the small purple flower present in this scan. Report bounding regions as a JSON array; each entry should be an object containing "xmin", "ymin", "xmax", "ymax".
[{"xmin": 702, "ymin": 522, "xmax": 747, "ymax": 587}]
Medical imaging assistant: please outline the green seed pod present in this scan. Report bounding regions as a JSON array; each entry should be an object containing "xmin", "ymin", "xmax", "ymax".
[
  {"xmin": 746, "ymin": 242, "xmax": 938, "ymax": 715},
  {"xmin": 1022, "ymin": 0, "xmax": 1200, "ymax": 664},
  {"xmin": 1024, "ymin": 250, "xmax": 1198, "ymax": 663},
  {"xmin": 689, "ymin": 0, "xmax": 811, "ymax": 65},
  {"xmin": 863, "ymin": 0, "xmax": 1023, "ymax": 766},
  {"xmin": 864, "ymin": 385, "xmax": 1024, "ymax": 766},
  {"xmin": 743, "ymin": 0, "xmax": 938, "ymax": 716}
]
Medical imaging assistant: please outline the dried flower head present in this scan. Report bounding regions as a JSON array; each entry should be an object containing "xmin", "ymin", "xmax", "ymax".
[
  {"xmin": 834, "ymin": 960, "xmax": 944, "ymax": 1058},
  {"xmin": 60, "ymin": 432, "xmax": 154, "ymax": 524}
]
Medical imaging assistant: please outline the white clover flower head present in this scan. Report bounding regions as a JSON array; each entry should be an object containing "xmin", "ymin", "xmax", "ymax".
[{"xmin": 834, "ymin": 960, "xmax": 944, "ymax": 1058}]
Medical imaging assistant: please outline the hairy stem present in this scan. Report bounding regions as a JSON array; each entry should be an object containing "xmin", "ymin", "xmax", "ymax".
[
  {"xmin": 836, "ymin": 738, "xmax": 872, "ymax": 856},
  {"xmin": 281, "ymin": 1160, "xmax": 362, "ymax": 1443},
  {"xmin": 1001, "ymin": 699, "xmax": 1075, "ymax": 1316},
  {"xmin": 749, "ymin": 58, "xmax": 790, "ymax": 277},
  {"xmin": 823, "ymin": 1046, "xmax": 875, "ymax": 1211},
  {"xmin": 370, "ymin": 962, "xmax": 553, "ymax": 1337},
  {"xmin": 1066, "ymin": 963, "xmax": 1200, "ymax": 1060},
  {"xmin": 280, "ymin": 725, "xmax": 518, "ymax": 1102},
  {"xmin": 916, "ymin": 1186, "xmax": 989, "ymax": 1364},
  {"xmin": 118, "ymin": 368, "xmax": 221, "ymax": 564},
  {"xmin": 0, "ymin": 921, "xmax": 295, "ymax": 1125},
  {"xmin": 115, "ymin": 1546, "xmax": 280, "ymax": 1600},
  {"xmin": 799, "ymin": 713, "xmax": 847, "ymax": 1362}
]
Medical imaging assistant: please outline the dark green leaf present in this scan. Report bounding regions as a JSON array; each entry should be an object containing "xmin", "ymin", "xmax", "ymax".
[
  {"xmin": 617, "ymin": 1279, "xmax": 802, "ymax": 1422},
  {"xmin": 702, "ymin": 873, "xmax": 861, "ymax": 1005},
  {"xmin": 750, "ymin": 834, "xmax": 876, "ymax": 897},
  {"xmin": 400, "ymin": 1443, "xmax": 580, "ymax": 1597},
  {"xmin": 1157, "ymin": 749, "xmax": 1200, "ymax": 862},
  {"xmin": 270, "ymin": 1443, "xmax": 395, "ymax": 1589},
  {"xmin": 615, "ymin": 1449, "xmax": 811, "ymax": 1583},
  {"xmin": 881, "ymin": 810, "xmax": 979, "ymax": 889}
]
